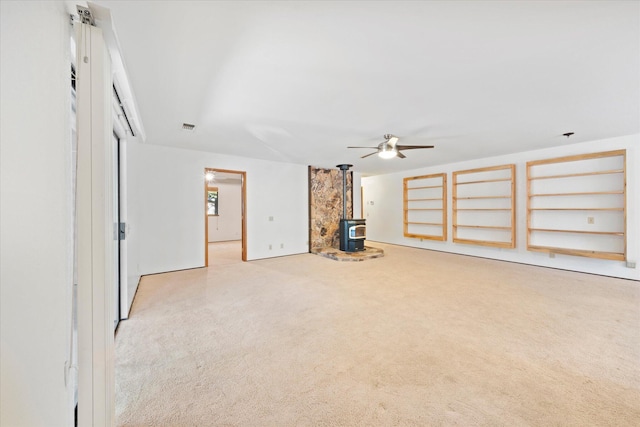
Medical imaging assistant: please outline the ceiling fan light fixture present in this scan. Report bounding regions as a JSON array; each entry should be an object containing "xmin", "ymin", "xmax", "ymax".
[
  {"xmin": 378, "ymin": 143, "xmax": 397, "ymax": 159},
  {"xmin": 348, "ymin": 133, "xmax": 433, "ymax": 159}
]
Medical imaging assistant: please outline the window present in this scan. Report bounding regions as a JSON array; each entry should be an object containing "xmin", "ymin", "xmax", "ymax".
[{"xmin": 207, "ymin": 188, "xmax": 218, "ymax": 216}]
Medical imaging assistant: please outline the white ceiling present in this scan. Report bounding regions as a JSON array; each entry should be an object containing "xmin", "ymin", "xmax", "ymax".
[{"xmin": 94, "ymin": 0, "xmax": 639, "ymax": 176}]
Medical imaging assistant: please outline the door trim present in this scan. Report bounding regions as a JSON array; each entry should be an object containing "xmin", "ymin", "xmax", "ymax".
[
  {"xmin": 76, "ymin": 21, "xmax": 115, "ymax": 427},
  {"xmin": 204, "ymin": 168, "xmax": 247, "ymax": 265}
]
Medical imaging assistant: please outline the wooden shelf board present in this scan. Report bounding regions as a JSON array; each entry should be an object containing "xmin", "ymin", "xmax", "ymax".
[
  {"xmin": 529, "ymin": 228, "xmax": 624, "ymax": 236},
  {"xmin": 529, "ymin": 169, "xmax": 623, "ymax": 181},
  {"xmin": 454, "ymin": 196, "xmax": 511, "ymax": 200},
  {"xmin": 455, "ymin": 177, "xmax": 512, "ymax": 185},
  {"xmin": 527, "ymin": 245, "xmax": 625, "ymax": 261},
  {"xmin": 455, "ymin": 225, "xmax": 512, "ymax": 230},
  {"xmin": 408, "ymin": 185, "xmax": 443, "ymax": 190},
  {"xmin": 453, "ymin": 237, "xmax": 515, "ymax": 249},
  {"xmin": 526, "ymin": 150, "xmax": 626, "ymax": 167},
  {"xmin": 529, "ymin": 208, "xmax": 623, "ymax": 211},
  {"xmin": 456, "ymin": 208, "xmax": 512, "ymax": 211},
  {"xmin": 406, "ymin": 222, "xmax": 443, "ymax": 226},
  {"xmin": 529, "ymin": 191, "xmax": 623, "ymax": 197},
  {"xmin": 404, "ymin": 233, "xmax": 446, "ymax": 241}
]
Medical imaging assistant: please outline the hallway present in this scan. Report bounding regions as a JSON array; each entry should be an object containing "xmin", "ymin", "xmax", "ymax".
[{"xmin": 208, "ymin": 240, "xmax": 243, "ymax": 267}]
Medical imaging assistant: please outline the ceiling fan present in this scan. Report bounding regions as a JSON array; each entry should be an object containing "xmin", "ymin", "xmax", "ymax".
[{"xmin": 348, "ymin": 134, "xmax": 434, "ymax": 159}]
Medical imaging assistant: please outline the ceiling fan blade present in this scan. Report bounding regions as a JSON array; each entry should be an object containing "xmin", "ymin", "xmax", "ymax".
[
  {"xmin": 397, "ymin": 151, "xmax": 406, "ymax": 159},
  {"xmin": 361, "ymin": 151, "xmax": 378, "ymax": 159},
  {"xmin": 348, "ymin": 146, "xmax": 379, "ymax": 149},
  {"xmin": 396, "ymin": 145, "xmax": 434, "ymax": 150},
  {"xmin": 387, "ymin": 136, "xmax": 399, "ymax": 147}
]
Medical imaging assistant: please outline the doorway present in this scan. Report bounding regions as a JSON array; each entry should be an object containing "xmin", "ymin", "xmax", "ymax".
[{"xmin": 204, "ymin": 168, "xmax": 247, "ymax": 266}]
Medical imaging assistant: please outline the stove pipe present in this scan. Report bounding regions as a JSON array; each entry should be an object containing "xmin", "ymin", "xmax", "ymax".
[{"xmin": 336, "ymin": 164, "xmax": 352, "ymax": 219}]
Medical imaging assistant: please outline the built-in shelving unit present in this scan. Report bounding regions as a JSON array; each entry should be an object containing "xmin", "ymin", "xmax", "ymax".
[
  {"xmin": 453, "ymin": 164, "xmax": 516, "ymax": 248},
  {"xmin": 527, "ymin": 150, "xmax": 626, "ymax": 261},
  {"xmin": 403, "ymin": 173, "xmax": 447, "ymax": 241}
]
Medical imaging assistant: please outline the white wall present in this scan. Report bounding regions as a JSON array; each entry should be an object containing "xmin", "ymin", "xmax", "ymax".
[
  {"xmin": 127, "ymin": 142, "xmax": 309, "ymax": 275},
  {"xmin": 208, "ymin": 180, "xmax": 242, "ymax": 242},
  {"xmin": 123, "ymin": 136, "xmax": 142, "ymax": 314},
  {"xmin": 362, "ymin": 134, "xmax": 639, "ymax": 280},
  {"xmin": 0, "ymin": 1, "xmax": 74, "ymax": 425}
]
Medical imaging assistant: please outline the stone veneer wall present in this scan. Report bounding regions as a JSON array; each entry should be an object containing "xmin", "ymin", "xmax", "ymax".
[{"xmin": 309, "ymin": 166, "xmax": 353, "ymax": 251}]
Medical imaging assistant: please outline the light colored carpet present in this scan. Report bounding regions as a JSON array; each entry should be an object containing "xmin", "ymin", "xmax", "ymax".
[
  {"xmin": 116, "ymin": 242, "xmax": 640, "ymax": 426},
  {"xmin": 208, "ymin": 241, "xmax": 243, "ymax": 267}
]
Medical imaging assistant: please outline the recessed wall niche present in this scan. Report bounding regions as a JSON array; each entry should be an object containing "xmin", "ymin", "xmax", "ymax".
[
  {"xmin": 526, "ymin": 150, "xmax": 626, "ymax": 260},
  {"xmin": 403, "ymin": 173, "xmax": 447, "ymax": 241},
  {"xmin": 452, "ymin": 164, "xmax": 516, "ymax": 248}
]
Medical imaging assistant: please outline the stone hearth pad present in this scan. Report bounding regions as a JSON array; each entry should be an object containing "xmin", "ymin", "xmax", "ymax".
[{"xmin": 311, "ymin": 246, "xmax": 384, "ymax": 262}]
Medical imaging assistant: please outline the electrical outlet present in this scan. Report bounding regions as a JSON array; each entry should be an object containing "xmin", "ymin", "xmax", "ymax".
[
  {"xmin": 269, "ymin": 244, "xmax": 272, "ymax": 250},
  {"xmin": 280, "ymin": 243, "xmax": 284, "ymax": 249},
  {"xmin": 549, "ymin": 252, "xmax": 555, "ymax": 258},
  {"xmin": 587, "ymin": 216, "xmax": 595, "ymax": 224},
  {"xmin": 627, "ymin": 261, "xmax": 636, "ymax": 269},
  {"xmin": 269, "ymin": 216, "xmax": 274, "ymax": 221}
]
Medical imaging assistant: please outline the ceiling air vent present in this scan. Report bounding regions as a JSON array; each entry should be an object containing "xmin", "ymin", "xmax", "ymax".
[{"xmin": 182, "ymin": 123, "xmax": 196, "ymax": 131}]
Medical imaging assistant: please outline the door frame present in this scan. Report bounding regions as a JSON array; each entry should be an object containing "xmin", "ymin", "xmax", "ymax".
[
  {"xmin": 112, "ymin": 86, "xmax": 132, "ymax": 321},
  {"xmin": 112, "ymin": 131, "xmax": 121, "ymax": 330},
  {"xmin": 204, "ymin": 168, "xmax": 247, "ymax": 265},
  {"xmin": 76, "ymin": 21, "xmax": 115, "ymax": 427}
]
